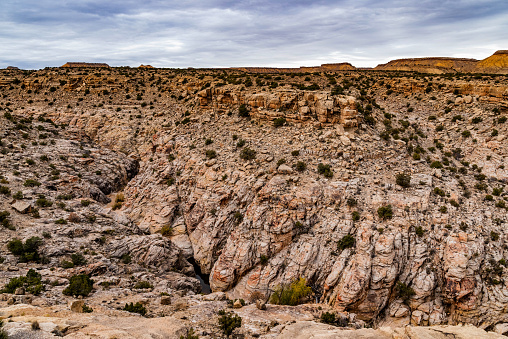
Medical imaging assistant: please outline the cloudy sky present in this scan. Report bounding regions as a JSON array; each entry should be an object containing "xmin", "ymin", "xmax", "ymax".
[{"xmin": 1, "ymin": 0, "xmax": 507, "ymax": 69}]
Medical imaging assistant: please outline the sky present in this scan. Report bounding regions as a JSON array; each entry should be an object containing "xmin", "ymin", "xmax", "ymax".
[{"xmin": 1, "ymin": 0, "xmax": 507, "ymax": 69}]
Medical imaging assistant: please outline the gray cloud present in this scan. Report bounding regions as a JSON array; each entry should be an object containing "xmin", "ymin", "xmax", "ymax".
[{"xmin": 1, "ymin": 0, "xmax": 507, "ymax": 69}]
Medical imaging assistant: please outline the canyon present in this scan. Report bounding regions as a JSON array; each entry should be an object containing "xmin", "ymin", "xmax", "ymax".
[{"xmin": 0, "ymin": 60, "xmax": 507, "ymax": 338}]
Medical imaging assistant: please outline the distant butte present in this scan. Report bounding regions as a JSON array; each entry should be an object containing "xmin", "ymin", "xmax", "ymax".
[
  {"xmin": 61, "ymin": 62, "xmax": 110, "ymax": 68},
  {"xmin": 50, "ymin": 50, "xmax": 508, "ymax": 74}
]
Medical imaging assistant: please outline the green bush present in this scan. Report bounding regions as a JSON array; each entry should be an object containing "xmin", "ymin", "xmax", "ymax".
[
  {"xmin": 36, "ymin": 197, "xmax": 52, "ymax": 207},
  {"xmin": 269, "ymin": 277, "xmax": 312, "ymax": 306},
  {"xmin": 218, "ymin": 311, "xmax": 242, "ymax": 336},
  {"xmin": 24, "ymin": 179, "xmax": 41, "ymax": 187},
  {"xmin": 273, "ymin": 117, "xmax": 286, "ymax": 127},
  {"xmin": 396, "ymin": 281, "xmax": 415, "ymax": 303},
  {"xmin": 295, "ymin": 161, "xmax": 306, "ymax": 172},
  {"xmin": 124, "ymin": 302, "xmax": 146, "ymax": 315},
  {"xmin": 317, "ymin": 163, "xmax": 333, "ymax": 178},
  {"xmin": 205, "ymin": 149, "xmax": 217, "ymax": 159},
  {"xmin": 260, "ymin": 254, "xmax": 268, "ymax": 265},
  {"xmin": 133, "ymin": 281, "xmax": 153, "ymax": 289},
  {"xmin": 0, "ymin": 186, "xmax": 10, "ymax": 196},
  {"xmin": 415, "ymin": 226, "xmax": 424, "ymax": 236},
  {"xmin": 240, "ymin": 147, "xmax": 256, "ymax": 160},
  {"xmin": 82, "ymin": 304, "xmax": 93, "ymax": 313},
  {"xmin": 180, "ymin": 328, "xmax": 199, "ymax": 339},
  {"xmin": 71, "ymin": 253, "xmax": 87, "ymax": 266},
  {"xmin": 320, "ymin": 311, "xmax": 336, "ymax": 324},
  {"xmin": 7, "ymin": 237, "xmax": 43, "ymax": 263},
  {"xmin": 160, "ymin": 224, "xmax": 174, "ymax": 236},
  {"xmin": 377, "ymin": 205, "xmax": 393, "ymax": 220},
  {"xmin": 337, "ymin": 234, "xmax": 355, "ymax": 251},
  {"xmin": 1, "ymin": 269, "xmax": 45, "ymax": 295},
  {"xmin": 81, "ymin": 200, "xmax": 91, "ymax": 207},
  {"xmin": 238, "ymin": 104, "xmax": 249, "ymax": 117},
  {"xmin": 430, "ymin": 161, "xmax": 443, "ymax": 169},
  {"xmin": 63, "ymin": 274, "xmax": 94, "ymax": 297},
  {"xmin": 121, "ymin": 254, "xmax": 132, "ymax": 264},
  {"xmin": 351, "ymin": 211, "xmax": 360, "ymax": 221},
  {"xmin": 395, "ymin": 173, "xmax": 411, "ymax": 188}
]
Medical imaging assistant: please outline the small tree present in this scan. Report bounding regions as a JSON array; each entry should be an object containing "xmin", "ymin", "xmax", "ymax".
[
  {"xmin": 238, "ymin": 104, "xmax": 249, "ymax": 117},
  {"xmin": 337, "ymin": 234, "xmax": 355, "ymax": 251},
  {"xmin": 269, "ymin": 277, "xmax": 312, "ymax": 306},
  {"xmin": 395, "ymin": 173, "xmax": 411, "ymax": 188},
  {"xmin": 63, "ymin": 274, "xmax": 94, "ymax": 297},
  {"xmin": 377, "ymin": 205, "xmax": 393, "ymax": 220},
  {"xmin": 218, "ymin": 311, "xmax": 242, "ymax": 337}
]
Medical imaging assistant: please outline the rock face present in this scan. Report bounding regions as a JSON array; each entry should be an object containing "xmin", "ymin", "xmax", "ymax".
[
  {"xmin": 374, "ymin": 57, "xmax": 479, "ymax": 73},
  {"xmin": 197, "ymin": 87, "xmax": 359, "ymax": 127},
  {"xmin": 476, "ymin": 50, "xmax": 508, "ymax": 74},
  {"xmin": 374, "ymin": 51, "xmax": 508, "ymax": 74}
]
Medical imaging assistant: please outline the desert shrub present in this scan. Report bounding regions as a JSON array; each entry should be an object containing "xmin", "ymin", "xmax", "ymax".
[
  {"xmin": 7, "ymin": 237, "xmax": 42, "ymax": 263},
  {"xmin": 351, "ymin": 211, "xmax": 360, "ymax": 221},
  {"xmin": 124, "ymin": 302, "xmax": 147, "ymax": 315},
  {"xmin": 260, "ymin": 254, "xmax": 268, "ymax": 265},
  {"xmin": 495, "ymin": 200, "xmax": 506, "ymax": 209},
  {"xmin": 0, "ymin": 186, "xmax": 10, "ymax": 196},
  {"xmin": 121, "ymin": 254, "xmax": 132, "ymax": 264},
  {"xmin": 291, "ymin": 150, "xmax": 300, "ymax": 156},
  {"xmin": 36, "ymin": 197, "xmax": 52, "ymax": 207},
  {"xmin": 133, "ymin": 281, "xmax": 153, "ymax": 289},
  {"xmin": 295, "ymin": 161, "xmax": 306, "ymax": 172},
  {"xmin": 218, "ymin": 311, "xmax": 242, "ymax": 336},
  {"xmin": 240, "ymin": 147, "xmax": 256, "ymax": 160},
  {"xmin": 82, "ymin": 304, "xmax": 93, "ymax": 313},
  {"xmin": 395, "ymin": 173, "xmax": 411, "ymax": 187},
  {"xmin": 63, "ymin": 274, "xmax": 94, "ymax": 297},
  {"xmin": 377, "ymin": 205, "xmax": 393, "ymax": 220},
  {"xmin": 491, "ymin": 231, "xmax": 500, "ymax": 241},
  {"xmin": 430, "ymin": 161, "xmax": 443, "ymax": 169},
  {"xmin": 236, "ymin": 139, "xmax": 245, "ymax": 147},
  {"xmin": 81, "ymin": 200, "xmax": 91, "ymax": 207},
  {"xmin": 415, "ymin": 226, "xmax": 424, "ymax": 236},
  {"xmin": 492, "ymin": 187, "xmax": 503, "ymax": 196},
  {"xmin": 233, "ymin": 211, "xmax": 243, "ymax": 224},
  {"xmin": 433, "ymin": 187, "xmax": 445, "ymax": 196},
  {"xmin": 1, "ymin": 269, "xmax": 45, "ymax": 295},
  {"xmin": 321, "ymin": 312, "xmax": 336, "ymax": 324},
  {"xmin": 269, "ymin": 277, "xmax": 312, "ymax": 306},
  {"xmin": 13, "ymin": 191, "xmax": 23, "ymax": 199},
  {"xmin": 68, "ymin": 213, "xmax": 80, "ymax": 223},
  {"xmin": 55, "ymin": 218, "xmax": 67, "ymax": 224},
  {"xmin": 396, "ymin": 281, "xmax": 415, "ymax": 302},
  {"xmin": 160, "ymin": 224, "xmax": 174, "ymax": 236},
  {"xmin": 71, "ymin": 252, "xmax": 87, "ymax": 266},
  {"xmin": 337, "ymin": 234, "xmax": 355, "ymax": 251},
  {"xmin": 180, "ymin": 328, "xmax": 199, "ymax": 339},
  {"xmin": 317, "ymin": 163, "xmax": 333, "ymax": 177},
  {"xmin": 462, "ymin": 130, "xmax": 471, "ymax": 138},
  {"xmin": 273, "ymin": 117, "xmax": 286, "ymax": 127},
  {"xmin": 238, "ymin": 104, "xmax": 249, "ymax": 117},
  {"xmin": 0, "ymin": 211, "xmax": 13, "ymax": 230},
  {"xmin": 205, "ymin": 138, "xmax": 213, "ymax": 145},
  {"xmin": 439, "ymin": 206, "xmax": 447, "ymax": 213},
  {"xmin": 205, "ymin": 149, "xmax": 217, "ymax": 159},
  {"xmin": 347, "ymin": 198, "xmax": 357, "ymax": 207}
]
